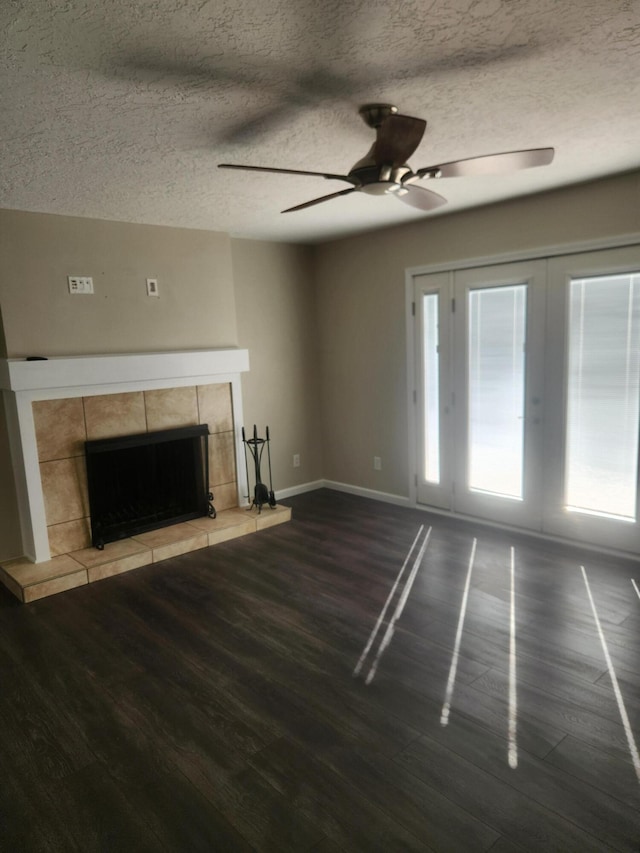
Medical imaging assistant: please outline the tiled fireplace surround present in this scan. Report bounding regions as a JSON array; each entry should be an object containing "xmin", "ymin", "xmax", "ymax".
[{"xmin": 0, "ymin": 349, "xmax": 290, "ymax": 602}]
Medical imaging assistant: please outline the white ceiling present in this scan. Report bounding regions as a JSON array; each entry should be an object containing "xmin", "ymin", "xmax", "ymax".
[{"xmin": 1, "ymin": 0, "xmax": 639, "ymax": 244}]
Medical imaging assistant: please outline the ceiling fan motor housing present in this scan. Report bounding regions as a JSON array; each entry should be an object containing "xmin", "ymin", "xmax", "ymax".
[{"xmin": 349, "ymin": 147, "xmax": 414, "ymax": 193}]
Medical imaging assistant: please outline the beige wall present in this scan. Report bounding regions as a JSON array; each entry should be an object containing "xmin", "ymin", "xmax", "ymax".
[
  {"xmin": 313, "ymin": 171, "xmax": 640, "ymax": 497},
  {"xmin": 0, "ymin": 304, "xmax": 7, "ymax": 359},
  {"xmin": 0, "ymin": 209, "xmax": 239, "ymax": 561},
  {"xmin": 0, "ymin": 209, "xmax": 237, "ymax": 357},
  {"xmin": 232, "ymin": 239, "xmax": 323, "ymax": 496}
]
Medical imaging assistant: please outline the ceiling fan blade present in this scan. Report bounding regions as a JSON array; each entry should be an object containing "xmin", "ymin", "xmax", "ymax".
[
  {"xmin": 417, "ymin": 147, "xmax": 554, "ymax": 179},
  {"xmin": 282, "ymin": 187, "xmax": 357, "ymax": 213},
  {"xmin": 218, "ymin": 164, "xmax": 355, "ymax": 184},
  {"xmin": 373, "ymin": 114, "xmax": 427, "ymax": 167},
  {"xmin": 396, "ymin": 185, "xmax": 448, "ymax": 212}
]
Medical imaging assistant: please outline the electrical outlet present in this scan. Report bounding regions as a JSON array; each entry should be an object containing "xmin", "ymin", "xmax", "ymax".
[
  {"xmin": 373, "ymin": 456, "xmax": 382, "ymax": 470},
  {"xmin": 146, "ymin": 278, "xmax": 159, "ymax": 297},
  {"xmin": 293, "ymin": 454, "xmax": 300, "ymax": 468},
  {"xmin": 68, "ymin": 276, "xmax": 94, "ymax": 294}
]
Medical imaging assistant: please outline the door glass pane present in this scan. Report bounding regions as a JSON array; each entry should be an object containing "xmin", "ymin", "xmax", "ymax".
[
  {"xmin": 468, "ymin": 284, "xmax": 527, "ymax": 499},
  {"xmin": 565, "ymin": 274, "xmax": 640, "ymax": 520},
  {"xmin": 423, "ymin": 293, "xmax": 440, "ymax": 483}
]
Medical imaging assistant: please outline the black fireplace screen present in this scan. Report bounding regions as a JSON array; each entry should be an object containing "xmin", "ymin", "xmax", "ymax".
[{"xmin": 85, "ymin": 424, "xmax": 211, "ymax": 549}]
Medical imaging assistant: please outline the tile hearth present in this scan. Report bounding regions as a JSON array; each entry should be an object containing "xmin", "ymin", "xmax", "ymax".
[{"xmin": 0, "ymin": 504, "xmax": 291, "ymax": 603}]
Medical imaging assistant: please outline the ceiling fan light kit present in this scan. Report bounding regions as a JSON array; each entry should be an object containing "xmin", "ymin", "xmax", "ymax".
[{"xmin": 219, "ymin": 103, "xmax": 554, "ymax": 215}]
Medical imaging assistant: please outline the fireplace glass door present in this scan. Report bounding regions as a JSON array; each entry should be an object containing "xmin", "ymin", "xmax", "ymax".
[{"xmin": 85, "ymin": 424, "xmax": 210, "ymax": 548}]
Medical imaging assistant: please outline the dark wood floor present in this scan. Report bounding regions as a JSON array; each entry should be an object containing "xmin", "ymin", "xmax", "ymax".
[{"xmin": 1, "ymin": 489, "xmax": 639, "ymax": 851}]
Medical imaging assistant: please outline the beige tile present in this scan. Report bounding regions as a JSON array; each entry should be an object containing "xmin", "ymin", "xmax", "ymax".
[
  {"xmin": 255, "ymin": 504, "xmax": 292, "ymax": 531},
  {"xmin": 3, "ymin": 553, "xmax": 86, "ymax": 588},
  {"xmin": 197, "ymin": 383, "xmax": 233, "ymax": 434},
  {"xmin": 131, "ymin": 521, "xmax": 206, "ymax": 549},
  {"xmin": 33, "ymin": 397, "xmax": 86, "ymax": 461},
  {"xmin": 183, "ymin": 517, "xmax": 216, "ymax": 533},
  {"xmin": 87, "ymin": 550, "xmax": 152, "ymax": 583},
  {"xmin": 208, "ymin": 519, "xmax": 256, "ymax": 546},
  {"xmin": 130, "ymin": 519, "xmax": 209, "ymax": 562},
  {"xmin": 71, "ymin": 537, "xmax": 150, "ymax": 569},
  {"xmin": 187, "ymin": 507, "xmax": 256, "ymax": 535},
  {"xmin": 152, "ymin": 533, "xmax": 208, "ymax": 563},
  {"xmin": 48, "ymin": 517, "xmax": 91, "ymax": 556},
  {"xmin": 84, "ymin": 392, "xmax": 147, "ymax": 440},
  {"xmin": 211, "ymin": 481, "xmax": 239, "ymax": 512},
  {"xmin": 144, "ymin": 387, "xmax": 198, "ymax": 432},
  {"xmin": 40, "ymin": 457, "xmax": 89, "ymax": 525},
  {"xmin": 208, "ymin": 431, "xmax": 236, "ymax": 486},
  {"xmin": 24, "ymin": 571, "xmax": 88, "ymax": 603}
]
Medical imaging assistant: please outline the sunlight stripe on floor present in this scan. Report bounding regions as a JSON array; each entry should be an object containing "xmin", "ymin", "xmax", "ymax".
[
  {"xmin": 632, "ymin": 578, "xmax": 640, "ymax": 602},
  {"xmin": 365, "ymin": 527, "xmax": 432, "ymax": 685},
  {"xmin": 352, "ymin": 525, "xmax": 424, "ymax": 678},
  {"xmin": 581, "ymin": 566, "xmax": 640, "ymax": 785},
  {"xmin": 508, "ymin": 546, "xmax": 518, "ymax": 769},
  {"xmin": 440, "ymin": 538, "xmax": 477, "ymax": 727}
]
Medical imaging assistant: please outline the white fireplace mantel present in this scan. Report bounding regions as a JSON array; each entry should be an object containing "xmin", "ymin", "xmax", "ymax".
[
  {"xmin": 0, "ymin": 349, "xmax": 249, "ymax": 395},
  {"xmin": 1, "ymin": 349, "xmax": 250, "ymax": 563}
]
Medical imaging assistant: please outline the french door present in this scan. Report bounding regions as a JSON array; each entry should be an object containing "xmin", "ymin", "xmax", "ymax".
[
  {"xmin": 412, "ymin": 247, "xmax": 640, "ymax": 552},
  {"xmin": 543, "ymin": 247, "xmax": 640, "ymax": 551},
  {"xmin": 415, "ymin": 261, "xmax": 546, "ymax": 529}
]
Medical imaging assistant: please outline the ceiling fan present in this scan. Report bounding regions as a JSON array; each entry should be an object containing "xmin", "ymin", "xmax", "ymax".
[{"xmin": 219, "ymin": 103, "xmax": 554, "ymax": 213}]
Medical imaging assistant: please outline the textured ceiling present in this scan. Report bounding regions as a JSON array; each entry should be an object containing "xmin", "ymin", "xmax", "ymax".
[{"xmin": 1, "ymin": 0, "xmax": 639, "ymax": 243}]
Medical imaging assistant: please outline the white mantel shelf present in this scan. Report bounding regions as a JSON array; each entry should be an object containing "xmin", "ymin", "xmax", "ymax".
[{"xmin": 1, "ymin": 348, "xmax": 249, "ymax": 394}]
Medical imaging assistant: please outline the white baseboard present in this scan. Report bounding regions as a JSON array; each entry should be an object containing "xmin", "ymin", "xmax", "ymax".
[
  {"xmin": 322, "ymin": 480, "xmax": 411, "ymax": 508},
  {"xmin": 275, "ymin": 479, "xmax": 411, "ymax": 508},
  {"xmin": 275, "ymin": 480, "xmax": 326, "ymax": 500}
]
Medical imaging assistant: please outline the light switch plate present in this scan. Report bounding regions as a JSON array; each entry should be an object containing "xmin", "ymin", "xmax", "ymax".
[{"xmin": 68, "ymin": 276, "xmax": 94, "ymax": 294}]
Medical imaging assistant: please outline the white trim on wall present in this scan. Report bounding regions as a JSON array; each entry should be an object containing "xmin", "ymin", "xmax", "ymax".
[
  {"xmin": 323, "ymin": 480, "xmax": 412, "ymax": 508},
  {"xmin": 2, "ymin": 349, "xmax": 250, "ymax": 394},
  {"xmin": 405, "ymin": 232, "xmax": 640, "ymax": 280},
  {"xmin": 275, "ymin": 480, "xmax": 326, "ymax": 501},
  {"xmin": 274, "ymin": 478, "xmax": 412, "ymax": 509}
]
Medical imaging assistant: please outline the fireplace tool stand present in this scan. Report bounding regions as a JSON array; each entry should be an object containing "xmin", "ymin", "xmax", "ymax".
[
  {"xmin": 242, "ymin": 425, "xmax": 277, "ymax": 513},
  {"xmin": 204, "ymin": 430, "xmax": 216, "ymax": 520}
]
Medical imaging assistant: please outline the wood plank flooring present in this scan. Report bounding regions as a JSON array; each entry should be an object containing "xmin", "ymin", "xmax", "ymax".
[{"xmin": 0, "ymin": 488, "xmax": 639, "ymax": 851}]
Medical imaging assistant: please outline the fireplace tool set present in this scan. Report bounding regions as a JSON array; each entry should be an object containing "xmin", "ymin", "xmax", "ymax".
[{"xmin": 242, "ymin": 425, "xmax": 277, "ymax": 513}]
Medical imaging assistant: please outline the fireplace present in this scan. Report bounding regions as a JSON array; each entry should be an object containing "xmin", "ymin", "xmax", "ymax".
[
  {"xmin": 0, "ymin": 349, "xmax": 250, "ymax": 563},
  {"xmin": 85, "ymin": 424, "xmax": 213, "ymax": 549},
  {"xmin": 0, "ymin": 348, "xmax": 292, "ymax": 603}
]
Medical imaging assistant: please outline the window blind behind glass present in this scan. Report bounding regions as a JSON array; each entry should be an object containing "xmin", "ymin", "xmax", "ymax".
[{"xmin": 565, "ymin": 273, "xmax": 640, "ymax": 520}]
